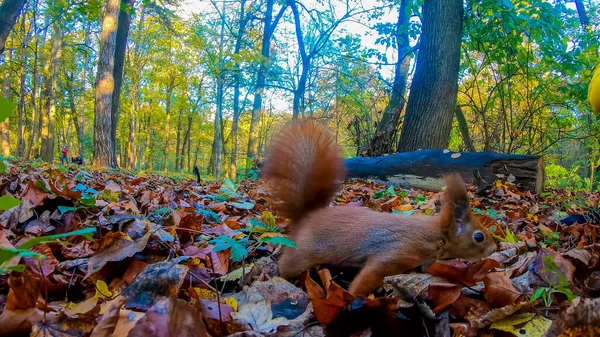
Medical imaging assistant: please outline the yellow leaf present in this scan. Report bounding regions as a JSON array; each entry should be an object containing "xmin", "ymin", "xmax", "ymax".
[
  {"xmin": 258, "ymin": 232, "xmax": 284, "ymax": 239},
  {"xmin": 64, "ymin": 296, "xmax": 99, "ymax": 316},
  {"xmin": 395, "ymin": 204, "xmax": 413, "ymax": 212},
  {"xmin": 223, "ymin": 297, "xmax": 238, "ymax": 311},
  {"xmin": 194, "ymin": 288, "xmax": 216, "ymax": 300},
  {"xmin": 95, "ymin": 280, "xmax": 113, "ymax": 300},
  {"xmin": 491, "ymin": 313, "xmax": 552, "ymax": 337}
]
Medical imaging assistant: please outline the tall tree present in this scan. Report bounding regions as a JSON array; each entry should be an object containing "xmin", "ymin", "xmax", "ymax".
[
  {"xmin": 16, "ymin": 10, "xmax": 30, "ymax": 157},
  {"xmin": 208, "ymin": 0, "xmax": 226, "ymax": 178},
  {"xmin": 40, "ymin": 23, "xmax": 62, "ymax": 162},
  {"xmin": 0, "ymin": 0, "xmax": 26, "ymax": 55},
  {"xmin": 94, "ymin": 0, "xmax": 121, "ymax": 167},
  {"xmin": 229, "ymin": 0, "xmax": 247, "ymax": 179},
  {"xmin": 111, "ymin": 0, "xmax": 134, "ymax": 166},
  {"xmin": 397, "ymin": 0, "xmax": 463, "ymax": 152},
  {"xmin": 368, "ymin": 0, "xmax": 413, "ymax": 156},
  {"xmin": 247, "ymin": 0, "xmax": 286, "ymax": 167}
]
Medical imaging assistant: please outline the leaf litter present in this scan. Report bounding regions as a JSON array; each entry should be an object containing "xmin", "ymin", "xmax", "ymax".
[{"xmin": 0, "ymin": 164, "xmax": 599, "ymax": 336}]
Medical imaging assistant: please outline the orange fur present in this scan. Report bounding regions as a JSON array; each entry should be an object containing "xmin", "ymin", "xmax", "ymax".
[{"xmin": 262, "ymin": 120, "xmax": 497, "ymax": 296}]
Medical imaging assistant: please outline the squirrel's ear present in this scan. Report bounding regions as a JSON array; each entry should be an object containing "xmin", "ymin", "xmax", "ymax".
[{"xmin": 442, "ymin": 174, "xmax": 471, "ymax": 231}]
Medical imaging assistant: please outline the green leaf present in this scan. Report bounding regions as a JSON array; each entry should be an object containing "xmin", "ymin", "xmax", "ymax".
[
  {"xmin": 0, "ymin": 160, "xmax": 7, "ymax": 174},
  {"xmin": 17, "ymin": 227, "xmax": 96, "ymax": 250},
  {"xmin": 373, "ymin": 190, "xmax": 384, "ymax": 199},
  {"xmin": 228, "ymin": 201, "xmax": 255, "ymax": 210},
  {"xmin": 80, "ymin": 195, "xmax": 96, "ymax": 207},
  {"xmin": 0, "ymin": 195, "xmax": 22, "ymax": 211},
  {"xmin": 530, "ymin": 288, "xmax": 545, "ymax": 302},
  {"xmin": 0, "ymin": 97, "xmax": 14, "ymax": 122},
  {"xmin": 230, "ymin": 243, "xmax": 248, "ymax": 262},
  {"xmin": 259, "ymin": 236, "xmax": 297, "ymax": 249},
  {"xmin": 4, "ymin": 264, "xmax": 26, "ymax": 272},
  {"xmin": 58, "ymin": 206, "xmax": 80, "ymax": 214}
]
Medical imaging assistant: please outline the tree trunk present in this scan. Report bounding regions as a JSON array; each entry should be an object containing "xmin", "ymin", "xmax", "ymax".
[
  {"xmin": 145, "ymin": 105, "xmax": 152, "ymax": 170},
  {"xmin": 40, "ymin": 23, "xmax": 62, "ymax": 162},
  {"xmin": 110, "ymin": 0, "xmax": 134, "ymax": 166},
  {"xmin": 175, "ymin": 107, "xmax": 182, "ymax": 172},
  {"xmin": 16, "ymin": 10, "xmax": 29, "ymax": 157},
  {"xmin": 209, "ymin": 0, "xmax": 226, "ymax": 178},
  {"xmin": 163, "ymin": 74, "xmax": 174, "ymax": 172},
  {"xmin": 26, "ymin": 0, "xmax": 43, "ymax": 159},
  {"xmin": 93, "ymin": 0, "xmax": 121, "ymax": 167},
  {"xmin": 76, "ymin": 24, "xmax": 91, "ymax": 159},
  {"xmin": 289, "ymin": 0, "xmax": 308, "ymax": 120},
  {"xmin": 247, "ymin": 0, "xmax": 285, "ymax": 167},
  {"xmin": 455, "ymin": 105, "xmax": 475, "ymax": 152},
  {"xmin": 0, "ymin": 0, "xmax": 26, "ymax": 55},
  {"xmin": 396, "ymin": 0, "xmax": 463, "ymax": 152},
  {"xmin": 181, "ymin": 113, "xmax": 191, "ymax": 171},
  {"xmin": 346, "ymin": 149, "xmax": 545, "ymax": 193},
  {"xmin": 2, "ymin": 48, "xmax": 12, "ymax": 156},
  {"xmin": 367, "ymin": 0, "xmax": 412, "ymax": 156},
  {"xmin": 230, "ymin": 0, "xmax": 247, "ymax": 179}
]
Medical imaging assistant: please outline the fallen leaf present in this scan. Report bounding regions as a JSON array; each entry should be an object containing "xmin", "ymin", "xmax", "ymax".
[
  {"xmin": 89, "ymin": 297, "xmax": 125, "ymax": 337},
  {"xmin": 563, "ymin": 248, "xmax": 592, "ymax": 265},
  {"xmin": 305, "ymin": 270, "xmax": 355, "ymax": 324},
  {"xmin": 122, "ymin": 260, "xmax": 189, "ymax": 311},
  {"xmin": 85, "ymin": 231, "xmax": 151, "ymax": 279},
  {"xmin": 231, "ymin": 299, "xmax": 290, "ymax": 333},
  {"xmin": 6, "ymin": 273, "xmax": 42, "ymax": 310},
  {"xmin": 483, "ymin": 272, "xmax": 522, "ymax": 307},
  {"xmin": 31, "ymin": 312, "xmax": 95, "ymax": 336},
  {"xmin": 128, "ymin": 297, "xmax": 209, "ymax": 337},
  {"xmin": 20, "ymin": 180, "xmax": 49, "ymax": 206},
  {"xmin": 490, "ymin": 313, "xmax": 551, "ymax": 337}
]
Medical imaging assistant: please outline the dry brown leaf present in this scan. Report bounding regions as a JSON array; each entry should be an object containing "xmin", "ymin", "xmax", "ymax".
[
  {"xmin": 483, "ymin": 272, "xmax": 522, "ymax": 307},
  {"xmin": 20, "ymin": 180, "xmax": 48, "ymax": 206},
  {"xmin": 385, "ymin": 273, "xmax": 456, "ymax": 300},
  {"xmin": 467, "ymin": 300, "xmax": 536, "ymax": 329},
  {"xmin": 127, "ymin": 298, "xmax": 209, "ymax": 337},
  {"xmin": 6, "ymin": 273, "xmax": 42, "ymax": 310},
  {"xmin": 85, "ymin": 231, "xmax": 151, "ymax": 279},
  {"xmin": 305, "ymin": 270, "xmax": 355, "ymax": 324},
  {"xmin": 563, "ymin": 248, "xmax": 592, "ymax": 265},
  {"xmin": 89, "ymin": 297, "xmax": 125, "ymax": 337}
]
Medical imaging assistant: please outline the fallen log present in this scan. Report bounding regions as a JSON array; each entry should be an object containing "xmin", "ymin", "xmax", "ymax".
[{"xmin": 345, "ymin": 149, "xmax": 545, "ymax": 194}]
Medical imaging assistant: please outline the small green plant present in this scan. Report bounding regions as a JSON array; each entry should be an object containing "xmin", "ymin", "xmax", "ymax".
[
  {"xmin": 530, "ymin": 256, "xmax": 576, "ymax": 307},
  {"xmin": 374, "ymin": 186, "xmax": 407, "ymax": 199},
  {"xmin": 541, "ymin": 231, "xmax": 561, "ymax": 248},
  {"xmin": 0, "ymin": 227, "xmax": 96, "ymax": 274},
  {"xmin": 489, "ymin": 225, "xmax": 521, "ymax": 243}
]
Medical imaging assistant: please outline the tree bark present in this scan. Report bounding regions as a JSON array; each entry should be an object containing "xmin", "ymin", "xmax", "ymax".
[
  {"xmin": 110, "ymin": 0, "xmax": 134, "ymax": 166},
  {"xmin": 40, "ymin": 23, "xmax": 62, "ymax": 162},
  {"xmin": 0, "ymin": 0, "xmax": 26, "ymax": 55},
  {"xmin": 209, "ymin": 0, "xmax": 226, "ymax": 178},
  {"xmin": 26, "ymin": 0, "xmax": 43, "ymax": 159},
  {"xmin": 230, "ymin": 0, "xmax": 247, "ymax": 179},
  {"xmin": 247, "ymin": 0, "xmax": 286, "ymax": 168},
  {"xmin": 76, "ymin": 23, "xmax": 91, "ymax": 159},
  {"xmin": 396, "ymin": 0, "xmax": 463, "ymax": 152},
  {"xmin": 367, "ymin": 0, "xmax": 412, "ymax": 156},
  {"xmin": 163, "ymin": 73, "xmax": 174, "ymax": 172},
  {"xmin": 2, "ymin": 49, "xmax": 11, "ymax": 156},
  {"xmin": 16, "ymin": 10, "xmax": 29, "ymax": 157},
  {"xmin": 181, "ymin": 113, "xmax": 191, "ymax": 171},
  {"xmin": 288, "ymin": 0, "xmax": 308, "ymax": 119},
  {"xmin": 346, "ymin": 149, "xmax": 545, "ymax": 193},
  {"xmin": 93, "ymin": 0, "xmax": 121, "ymax": 167},
  {"xmin": 455, "ymin": 105, "xmax": 475, "ymax": 152},
  {"xmin": 175, "ymin": 107, "xmax": 182, "ymax": 172}
]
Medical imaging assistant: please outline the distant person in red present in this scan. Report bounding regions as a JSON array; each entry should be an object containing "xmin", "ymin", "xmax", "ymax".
[{"xmin": 61, "ymin": 145, "xmax": 69, "ymax": 165}]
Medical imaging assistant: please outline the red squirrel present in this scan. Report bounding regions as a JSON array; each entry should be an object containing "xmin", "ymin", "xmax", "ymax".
[{"xmin": 262, "ymin": 119, "xmax": 497, "ymax": 296}]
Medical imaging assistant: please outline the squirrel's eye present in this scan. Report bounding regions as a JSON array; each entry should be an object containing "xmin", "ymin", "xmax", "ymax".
[{"xmin": 473, "ymin": 231, "xmax": 485, "ymax": 243}]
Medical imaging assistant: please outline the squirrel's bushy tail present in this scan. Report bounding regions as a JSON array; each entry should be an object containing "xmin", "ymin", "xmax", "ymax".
[{"xmin": 262, "ymin": 119, "xmax": 346, "ymax": 222}]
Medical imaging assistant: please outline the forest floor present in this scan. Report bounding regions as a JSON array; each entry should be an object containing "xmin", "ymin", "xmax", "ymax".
[{"xmin": 0, "ymin": 162, "xmax": 599, "ymax": 337}]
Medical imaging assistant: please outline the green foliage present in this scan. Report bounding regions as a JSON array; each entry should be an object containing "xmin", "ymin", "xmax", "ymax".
[
  {"xmin": 0, "ymin": 97, "xmax": 14, "ymax": 122},
  {"xmin": 545, "ymin": 163, "xmax": 589, "ymax": 191},
  {"xmin": 374, "ymin": 186, "xmax": 407, "ymax": 199},
  {"xmin": 0, "ymin": 195, "xmax": 22, "ymax": 211},
  {"xmin": 489, "ymin": 225, "xmax": 520, "ymax": 243},
  {"xmin": 211, "ymin": 235, "xmax": 249, "ymax": 262},
  {"xmin": 530, "ymin": 256, "xmax": 576, "ymax": 307},
  {"xmin": 0, "ymin": 228, "xmax": 97, "ymax": 274}
]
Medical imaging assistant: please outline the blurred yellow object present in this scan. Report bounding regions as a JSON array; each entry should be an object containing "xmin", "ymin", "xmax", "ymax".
[{"xmin": 590, "ymin": 64, "xmax": 600, "ymax": 113}]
